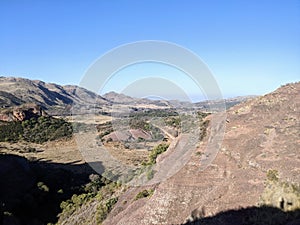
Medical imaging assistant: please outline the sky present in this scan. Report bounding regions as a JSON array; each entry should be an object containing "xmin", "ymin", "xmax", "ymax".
[{"xmin": 0, "ymin": 0, "xmax": 299, "ymax": 101}]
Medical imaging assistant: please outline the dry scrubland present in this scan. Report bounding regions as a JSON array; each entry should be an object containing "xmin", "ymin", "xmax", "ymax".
[{"xmin": 0, "ymin": 78, "xmax": 299, "ymax": 225}]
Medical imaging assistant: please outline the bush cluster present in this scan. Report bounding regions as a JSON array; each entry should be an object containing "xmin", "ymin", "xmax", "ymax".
[
  {"xmin": 59, "ymin": 177, "xmax": 121, "ymax": 224},
  {"xmin": 129, "ymin": 118, "xmax": 150, "ymax": 130},
  {"xmin": 129, "ymin": 109, "xmax": 178, "ymax": 118},
  {"xmin": 134, "ymin": 189, "xmax": 154, "ymax": 200},
  {"xmin": 0, "ymin": 121, "xmax": 23, "ymax": 142},
  {"xmin": 0, "ymin": 116, "xmax": 73, "ymax": 143},
  {"xmin": 164, "ymin": 116, "xmax": 181, "ymax": 128},
  {"xmin": 266, "ymin": 169, "xmax": 279, "ymax": 182},
  {"xmin": 148, "ymin": 143, "xmax": 169, "ymax": 165}
]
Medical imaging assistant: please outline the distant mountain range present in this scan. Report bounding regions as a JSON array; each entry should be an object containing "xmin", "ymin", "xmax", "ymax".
[{"xmin": 0, "ymin": 76, "xmax": 255, "ymax": 115}]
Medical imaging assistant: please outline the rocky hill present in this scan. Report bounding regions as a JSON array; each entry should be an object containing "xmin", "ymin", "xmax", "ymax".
[
  {"xmin": 0, "ymin": 103, "xmax": 47, "ymax": 122},
  {"xmin": 103, "ymin": 91, "xmax": 171, "ymax": 108},
  {"xmin": 104, "ymin": 91, "xmax": 254, "ymax": 110},
  {"xmin": 0, "ymin": 77, "xmax": 252, "ymax": 117},
  {"xmin": 194, "ymin": 95, "xmax": 257, "ymax": 110},
  {"xmin": 0, "ymin": 77, "xmax": 110, "ymax": 115},
  {"xmin": 103, "ymin": 91, "xmax": 139, "ymax": 104},
  {"xmin": 58, "ymin": 82, "xmax": 300, "ymax": 224}
]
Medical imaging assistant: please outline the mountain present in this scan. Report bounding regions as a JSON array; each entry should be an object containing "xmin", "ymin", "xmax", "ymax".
[
  {"xmin": 103, "ymin": 91, "xmax": 139, "ymax": 104},
  {"xmin": 0, "ymin": 77, "xmax": 110, "ymax": 115},
  {"xmin": 103, "ymin": 91, "xmax": 171, "ymax": 108},
  {"xmin": 103, "ymin": 91, "xmax": 254, "ymax": 110},
  {"xmin": 58, "ymin": 82, "xmax": 300, "ymax": 224},
  {"xmin": 194, "ymin": 95, "xmax": 257, "ymax": 111},
  {"xmin": 0, "ymin": 77, "xmax": 253, "ymax": 117}
]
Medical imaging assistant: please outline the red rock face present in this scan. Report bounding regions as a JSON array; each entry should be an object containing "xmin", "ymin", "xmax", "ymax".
[
  {"xmin": 0, "ymin": 114, "xmax": 11, "ymax": 121},
  {"xmin": 13, "ymin": 110, "xmax": 26, "ymax": 121},
  {"xmin": 0, "ymin": 104, "xmax": 46, "ymax": 122}
]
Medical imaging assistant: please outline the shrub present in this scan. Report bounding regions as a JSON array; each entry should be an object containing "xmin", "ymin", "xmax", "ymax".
[
  {"xmin": 134, "ymin": 189, "xmax": 154, "ymax": 200},
  {"xmin": 60, "ymin": 179, "xmax": 120, "ymax": 224},
  {"xmin": 267, "ymin": 169, "xmax": 279, "ymax": 182},
  {"xmin": 199, "ymin": 120, "xmax": 210, "ymax": 141},
  {"xmin": 84, "ymin": 174, "xmax": 103, "ymax": 193},
  {"xmin": 96, "ymin": 197, "xmax": 118, "ymax": 223},
  {"xmin": 60, "ymin": 192, "xmax": 95, "ymax": 218},
  {"xmin": 37, "ymin": 182, "xmax": 49, "ymax": 192},
  {"xmin": 146, "ymin": 169, "xmax": 155, "ymax": 180},
  {"xmin": 148, "ymin": 143, "xmax": 169, "ymax": 165}
]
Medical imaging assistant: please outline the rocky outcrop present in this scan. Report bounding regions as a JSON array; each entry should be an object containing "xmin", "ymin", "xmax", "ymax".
[{"xmin": 0, "ymin": 104, "xmax": 47, "ymax": 122}]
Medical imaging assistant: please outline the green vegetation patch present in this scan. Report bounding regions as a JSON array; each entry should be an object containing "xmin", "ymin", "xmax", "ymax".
[
  {"xmin": 199, "ymin": 119, "xmax": 210, "ymax": 141},
  {"xmin": 0, "ymin": 116, "xmax": 73, "ymax": 143},
  {"xmin": 129, "ymin": 118, "xmax": 150, "ymax": 130},
  {"xmin": 96, "ymin": 196, "xmax": 119, "ymax": 223},
  {"xmin": 59, "ymin": 176, "xmax": 122, "ymax": 225},
  {"xmin": 129, "ymin": 109, "xmax": 178, "ymax": 118},
  {"xmin": 96, "ymin": 121, "xmax": 114, "ymax": 139},
  {"xmin": 134, "ymin": 188, "xmax": 154, "ymax": 200},
  {"xmin": 0, "ymin": 121, "xmax": 23, "ymax": 142},
  {"xmin": 266, "ymin": 169, "xmax": 279, "ymax": 182},
  {"xmin": 164, "ymin": 116, "xmax": 181, "ymax": 128},
  {"xmin": 146, "ymin": 143, "xmax": 170, "ymax": 165}
]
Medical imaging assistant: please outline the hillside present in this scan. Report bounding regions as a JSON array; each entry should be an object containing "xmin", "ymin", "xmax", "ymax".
[
  {"xmin": 0, "ymin": 77, "xmax": 251, "ymax": 118},
  {"xmin": 1, "ymin": 77, "xmax": 298, "ymax": 224},
  {"xmin": 58, "ymin": 82, "xmax": 300, "ymax": 224},
  {"xmin": 103, "ymin": 91, "xmax": 171, "ymax": 108},
  {"xmin": 0, "ymin": 77, "xmax": 110, "ymax": 115},
  {"xmin": 104, "ymin": 91, "xmax": 254, "ymax": 110},
  {"xmin": 103, "ymin": 91, "xmax": 139, "ymax": 104}
]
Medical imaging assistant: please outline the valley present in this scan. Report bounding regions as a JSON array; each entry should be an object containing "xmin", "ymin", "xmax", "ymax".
[{"xmin": 0, "ymin": 77, "xmax": 299, "ymax": 225}]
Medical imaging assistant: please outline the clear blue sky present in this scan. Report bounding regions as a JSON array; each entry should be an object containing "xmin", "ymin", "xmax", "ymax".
[{"xmin": 0, "ymin": 0, "xmax": 299, "ymax": 101}]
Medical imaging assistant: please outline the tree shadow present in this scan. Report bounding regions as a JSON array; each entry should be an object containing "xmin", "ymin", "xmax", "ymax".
[
  {"xmin": 0, "ymin": 154, "xmax": 104, "ymax": 225},
  {"xmin": 183, "ymin": 206, "xmax": 300, "ymax": 225}
]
